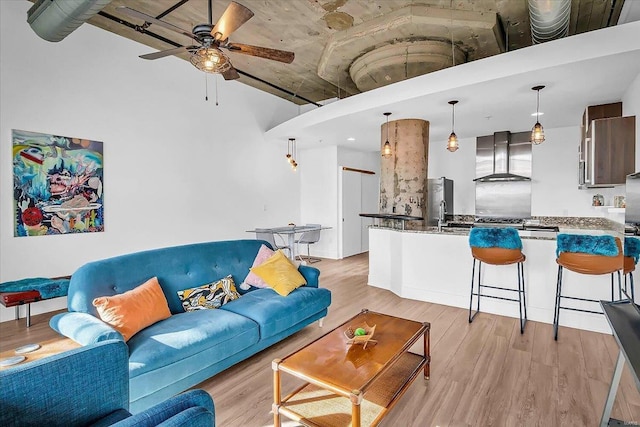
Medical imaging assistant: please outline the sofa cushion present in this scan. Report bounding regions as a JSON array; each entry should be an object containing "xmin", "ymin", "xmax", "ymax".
[
  {"xmin": 177, "ymin": 275, "xmax": 240, "ymax": 312},
  {"xmin": 127, "ymin": 308, "xmax": 259, "ymax": 379},
  {"xmin": 93, "ymin": 277, "xmax": 171, "ymax": 342},
  {"xmin": 220, "ymin": 287, "xmax": 331, "ymax": 340}
]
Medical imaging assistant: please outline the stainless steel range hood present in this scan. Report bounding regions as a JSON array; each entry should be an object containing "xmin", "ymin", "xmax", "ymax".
[{"xmin": 473, "ymin": 131, "xmax": 532, "ymax": 182}]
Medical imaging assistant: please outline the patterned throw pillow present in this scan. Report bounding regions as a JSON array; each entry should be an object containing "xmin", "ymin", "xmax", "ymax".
[{"xmin": 177, "ymin": 275, "xmax": 241, "ymax": 312}]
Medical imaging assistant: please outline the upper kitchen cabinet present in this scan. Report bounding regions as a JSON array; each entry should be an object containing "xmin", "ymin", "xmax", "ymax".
[{"xmin": 579, "ymin": 102, "xmax": 636, "ymax": 188}]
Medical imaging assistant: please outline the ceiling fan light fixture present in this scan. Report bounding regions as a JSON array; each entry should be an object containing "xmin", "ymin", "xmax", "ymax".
[{"xmin": 190, "ymin": 47, "xmax": 231, "ymax": 74}]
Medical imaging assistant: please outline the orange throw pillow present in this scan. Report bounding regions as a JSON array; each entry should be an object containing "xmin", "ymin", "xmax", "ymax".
[{"xmin": 92, "ymin": 277, "xmax": 171, "ymax": 341}]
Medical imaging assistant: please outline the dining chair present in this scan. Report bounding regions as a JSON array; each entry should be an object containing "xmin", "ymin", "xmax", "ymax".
[
  {"xmin": 255, "ymin": 229, "xmax": 290, "ymax": 256},
  {"xmin": 295, "ymin": 224, "xmax": 322, "ymax": 263}
]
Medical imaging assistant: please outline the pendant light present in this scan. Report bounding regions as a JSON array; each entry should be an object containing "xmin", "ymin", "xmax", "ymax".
[
  {"xmin": 382, "ymin": 112, "xmax": 392, "ymax": 158},
  {"xmin": 531, "ymin": 85, "xmax": 545, "ymax": 144},
  {"xmin": 447, "ymin": 100, "xmax": 459, "ymax": 152},
  {"xmin": 286, "ymin": 138, "xmax": 293, "ymax": 163},
  {"xmin": 286, "ymin": 138, "xmax": 298, "ymax": 171}
]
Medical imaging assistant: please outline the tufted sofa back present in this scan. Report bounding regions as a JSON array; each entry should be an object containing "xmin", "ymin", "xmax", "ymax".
[{"xmin": 68, "ymin": 239, "xmax": 270, "ymax": 316}]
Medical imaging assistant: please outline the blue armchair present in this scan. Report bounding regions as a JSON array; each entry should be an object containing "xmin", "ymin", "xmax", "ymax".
[{"xmin": 0, "ymin": 340, "xmax": 215, "ymax": 427}]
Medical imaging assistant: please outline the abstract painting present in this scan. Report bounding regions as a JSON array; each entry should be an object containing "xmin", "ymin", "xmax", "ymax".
[{"xmin": 12, "ymin": 129, "xmax": 104, "ymax": 237}]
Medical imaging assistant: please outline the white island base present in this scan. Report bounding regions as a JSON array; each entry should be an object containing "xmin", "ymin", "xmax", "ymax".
[{"xmin": 368, "ymin": 227, "xmax": 619, "ymax": 335}]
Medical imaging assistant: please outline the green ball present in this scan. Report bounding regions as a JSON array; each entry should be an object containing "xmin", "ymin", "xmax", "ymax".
[{"xmin": 354, "ymin": 327, "xmax": 366, "ymax": 336}]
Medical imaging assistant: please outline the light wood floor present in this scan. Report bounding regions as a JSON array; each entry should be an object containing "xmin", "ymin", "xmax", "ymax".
[{"xmin": 2, "ymin": 253, "xmax": 639, "ymax": 426}]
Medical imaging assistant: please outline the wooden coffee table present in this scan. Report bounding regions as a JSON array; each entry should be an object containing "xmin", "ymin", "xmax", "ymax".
[{"xmin": 272, "ymin": 309, "xmax": 430, "ymax": 427}]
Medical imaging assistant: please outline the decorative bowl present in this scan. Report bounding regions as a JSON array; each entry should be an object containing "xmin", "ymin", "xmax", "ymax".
[{"xmin": 344, "ymin": 323, "xmax": 377, "ymax": 349}]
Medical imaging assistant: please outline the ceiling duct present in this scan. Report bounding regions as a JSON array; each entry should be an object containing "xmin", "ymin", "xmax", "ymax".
[
  {"xmin": 27, "ymin": 0, "xmax": 112, "ymax": 42},
  {"xmin": 528, "ymin": 0, "xmax": 571, "ymax": 44}
]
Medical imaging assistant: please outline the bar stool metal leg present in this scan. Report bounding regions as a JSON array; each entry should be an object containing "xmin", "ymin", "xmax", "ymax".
[
  {"xmin": 26, "ymin": 303, "xmax": 31, "ymax": 328},
  {"xmin": 469, "ymin": 259, "xmax": 478, "ymax": 323},
  {"xmin": 554, "ymin": 265, "xmax": 563, "ymax": 340},
  {"xmin": 521, "ymin": 262, "xmax": 528, "ymax": 324},
  {"xmin": 476, "ymin": 262, "xmax": 482, "ymax": 315},
  {"xmin": 517, "ymin": 261, "xmax": 527, "ymax": 334}
]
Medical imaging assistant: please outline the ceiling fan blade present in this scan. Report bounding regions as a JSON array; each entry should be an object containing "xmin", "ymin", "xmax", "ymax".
[
  {"xmin": 211, "ymin": 2, "xmax": 254, "ymax": 41},
  {"xmin": 221, "ymin": 66, "xmax": 240, "ymax": 80},
  {"xmin": 140, "ymin": 46, "xmax": 197, "ymax": 60},
  {"xmin": 117, "ymin": 6, "xmax": 194, "ymax": 40},
  {"xmin": 224, "ymin": 43, "xmax": 294, "ymax": 64}
]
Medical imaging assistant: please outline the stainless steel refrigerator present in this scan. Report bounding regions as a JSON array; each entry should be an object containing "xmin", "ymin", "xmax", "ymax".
[
  {"xmin": 427, "ymin": 177, "xmax": 454, "ymax": 226},
  {"xmin": 626, "ymin": 172, "xmax": 640, "ymax": 232}
]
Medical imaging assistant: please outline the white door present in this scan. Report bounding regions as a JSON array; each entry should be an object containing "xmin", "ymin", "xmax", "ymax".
[
  {"xmin": 341, "ymin": 170, "xmax": 362, "ymax": 258},
  {"xmin": 360, "ymin": 173, "xmax": 379, "ymax": 251}
]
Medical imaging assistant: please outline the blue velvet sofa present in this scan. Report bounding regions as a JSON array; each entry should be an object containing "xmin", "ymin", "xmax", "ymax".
[
  {"xmin": 50, "ymin": 240, "xmax": 331, "ymax": 413},
  {"xmin": 0, "ymin": 340, "xmax": 215, "ymax": 426}
]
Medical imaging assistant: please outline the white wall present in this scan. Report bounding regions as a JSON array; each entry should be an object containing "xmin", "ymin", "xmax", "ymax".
[
  {"xmin": 299, "ymin": 146, "xmax": 338, "ymax": 258},
  {"xmin": 427, "ymin": 135, "xmax": 476, "ymax": 215},
  {"xmin": 427, "ymin": 126, "xmax": 625, "ymax": 217},
  {"xmin": 622, "ymin": 71, "xmax": 640, "ymax": 170},
  {"xmin": 0, "ymin": 2, "xmax": 300, "ymax": 321},
  {"xmin": 298, "ymin": 146, "xmax": 379, "ymax": 259},
  {"xmin": 337, "ymin": 148, "xmax": 380, "ymax": 256}
]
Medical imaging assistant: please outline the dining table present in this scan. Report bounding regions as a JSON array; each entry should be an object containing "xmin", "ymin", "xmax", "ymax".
[{"xmin": 247, "ymin": 225, "xmax": 329, "ymax": 260}]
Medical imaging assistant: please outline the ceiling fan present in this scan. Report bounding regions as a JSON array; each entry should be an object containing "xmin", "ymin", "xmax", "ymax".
[{"xmin": 117, "ymin": 1, "xmax": 295, "ymax": 80}]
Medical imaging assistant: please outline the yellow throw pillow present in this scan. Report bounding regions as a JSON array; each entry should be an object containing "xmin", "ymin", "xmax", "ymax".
[
  {"xmin": 250, "ymin": 250, "xmax": 307, "ymax": 296},
  {"xmin": 92, "ymin": 277, "xmax": 171, "ymax": 341}
]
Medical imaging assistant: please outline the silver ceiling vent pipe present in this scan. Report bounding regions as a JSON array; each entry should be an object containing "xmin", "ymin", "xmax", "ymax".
[
  {"xmin": 27, "ymin": 0, "xmax": 112, "ymax": 42},
  {"xmin": 528, "ymin": 0, "xmax": 571, "ymax": 44}
]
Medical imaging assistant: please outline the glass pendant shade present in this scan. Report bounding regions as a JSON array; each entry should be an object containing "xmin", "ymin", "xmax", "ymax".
[
  {"xmin": 531, "ymin": 122, "xmax": 545, "ymax": 144},
  {"xmin": 530, "ymin": 85, "xmax": 545, "ymax": 144},
  {"xmin": 382, "ymin": 140, "xmax": 392, "ymax": 157},
  {"xmin": 447, "ymin": 132, "xmax": 459, "ymax": 152}
]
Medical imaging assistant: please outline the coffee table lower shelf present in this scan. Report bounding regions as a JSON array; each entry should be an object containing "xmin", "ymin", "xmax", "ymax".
[{"xmin": 277, "ymin": 352, "xmax": 426, "ymax": 427}]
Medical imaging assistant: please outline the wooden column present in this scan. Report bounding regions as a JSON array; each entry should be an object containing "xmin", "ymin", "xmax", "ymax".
[{"xmin": 380, "ymin": 119, "xmax": 429, "ymax": 228}]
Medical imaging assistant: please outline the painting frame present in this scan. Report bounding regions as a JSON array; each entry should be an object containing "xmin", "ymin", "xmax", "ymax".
[{"xmin": 12, "ymin": 129, "xmax": 104, "ymax": 237}]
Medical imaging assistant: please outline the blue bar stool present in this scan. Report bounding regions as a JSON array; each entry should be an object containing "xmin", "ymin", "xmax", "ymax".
[
  {"xmin": 469, "ymin": 227, "xmax": 527, "ymax": 333},
  {"xmin": 553, "ymin": 234, "xmax": 623, "ymax": 340}
]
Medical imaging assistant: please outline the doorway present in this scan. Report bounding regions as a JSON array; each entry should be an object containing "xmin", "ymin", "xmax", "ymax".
[{"xmin": 339, "ymin": 167, "xmax": 378, "ymax": 258}]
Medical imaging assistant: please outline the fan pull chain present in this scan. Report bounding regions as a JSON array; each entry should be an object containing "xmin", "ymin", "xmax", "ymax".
[
  {"xmin": 215, "ymin": 74, "xmax": 219, "ymax": 106},
  {"xmin": 205, "ymin": 73, "xmax": 209, "ymax": 101}
]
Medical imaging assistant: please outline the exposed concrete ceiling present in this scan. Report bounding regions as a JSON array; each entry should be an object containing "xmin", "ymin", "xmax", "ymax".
[
  {"xmin": 264, "ymin": 21, "xmax": 640, "ymax": 153},
  {"xmin": 84, "ymin": 0, "xmax": 626, "ymax": 105}
]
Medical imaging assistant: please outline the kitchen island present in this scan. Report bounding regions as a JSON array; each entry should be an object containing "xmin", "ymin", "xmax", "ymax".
[{"xmin": 368, "ymin": 225, "xmax": 623, "ymax": 334}]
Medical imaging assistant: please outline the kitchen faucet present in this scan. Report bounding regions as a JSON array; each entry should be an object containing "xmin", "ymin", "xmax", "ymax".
[{"xmin": 438, "ymin": 200, "xmax": 446, "ymax": 232}]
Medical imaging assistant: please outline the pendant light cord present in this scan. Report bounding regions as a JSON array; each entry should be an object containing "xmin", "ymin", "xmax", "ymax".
[
  {"xmin": 450, "ymin": 0, "xmax": 455, "ymax": 67},
  {"xmin": 215, "ymin": 74, "xmax": 219, "ymax": 106},
  {"xmin": 452, "ymin": 102, "xmax": 455, "ymax": 132}
]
